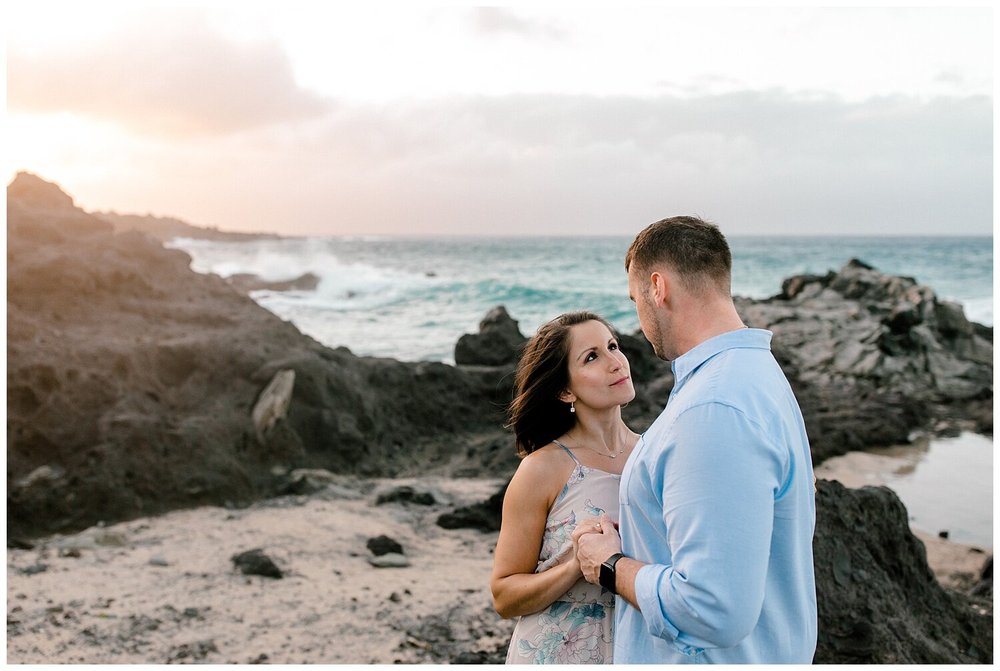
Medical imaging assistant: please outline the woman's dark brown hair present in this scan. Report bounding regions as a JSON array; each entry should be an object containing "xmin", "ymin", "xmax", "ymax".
[{"xmin": 507, "ymin": 311, "xmax": 616, "ymax": 457}]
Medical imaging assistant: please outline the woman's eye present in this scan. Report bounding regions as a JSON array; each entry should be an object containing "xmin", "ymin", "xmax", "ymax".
[
  {"xmin": 609, "ymin": 342, "xmax": 619, "ymax": 351},
  {"xmin": 585, "ymin": 352, "xmax": 597, "ymax": 362}
]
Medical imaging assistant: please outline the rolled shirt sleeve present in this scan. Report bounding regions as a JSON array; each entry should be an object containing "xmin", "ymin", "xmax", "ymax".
[{"xmin": 632, "ymin": 400, "xmax": 787, "ymax": 652}]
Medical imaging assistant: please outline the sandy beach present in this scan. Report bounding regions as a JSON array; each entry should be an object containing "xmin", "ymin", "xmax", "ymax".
[
  {"xmin": 7, "ymin": 468, "xmax": 989, "ymax": 664},
  {"xmin": 6, "ymin": 476, "xmax": 513, "ymax": 664}
]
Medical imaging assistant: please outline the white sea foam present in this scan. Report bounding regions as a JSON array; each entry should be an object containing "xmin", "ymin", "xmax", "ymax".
[
  {"xmin": 169, "ymin": 235, "xmax": 993, "ymax": 362},
  {"xmin": 171, "ymin": 236, "xmax": 439, "ymax": 311},
  {"xmin": 958, "ymin": 297, "xmax": 993, "ymax": 327}
]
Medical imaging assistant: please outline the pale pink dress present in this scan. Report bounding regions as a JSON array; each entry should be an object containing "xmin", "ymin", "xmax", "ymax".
[{"xmin": 505, "ymin": 441, "xmax": 620, "ymax": 664}]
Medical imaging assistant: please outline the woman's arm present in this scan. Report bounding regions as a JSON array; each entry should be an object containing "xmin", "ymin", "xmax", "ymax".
[{"xmin": 490, "ymin": 453, "xmax": 581, "ymax": 619}]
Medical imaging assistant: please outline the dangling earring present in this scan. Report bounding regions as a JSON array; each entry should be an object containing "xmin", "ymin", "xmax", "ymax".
[{"xmin": 570, "ymin": 401, "xmax": 576, "ymax": 414}]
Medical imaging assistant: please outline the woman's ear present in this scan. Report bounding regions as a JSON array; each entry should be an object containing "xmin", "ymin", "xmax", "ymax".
[{"xmin": 558, "ymin": 390, "xmax": 576, "ymax": 404}]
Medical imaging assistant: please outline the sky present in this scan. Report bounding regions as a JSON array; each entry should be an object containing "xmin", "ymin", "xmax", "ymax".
[{"xmin": 4, "ymin": 3, "xmax": 995, "ymax": 236}]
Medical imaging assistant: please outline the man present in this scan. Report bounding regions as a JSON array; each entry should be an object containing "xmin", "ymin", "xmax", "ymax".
[{"xmin": 574, "ymin": 216, "xmax": 817, "ymax": 663}]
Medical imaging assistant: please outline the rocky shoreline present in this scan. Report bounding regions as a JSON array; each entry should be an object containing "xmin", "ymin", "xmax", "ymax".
[{"xmin": 6, "ymin": 172, "xmax": 993, "ymax": 663}]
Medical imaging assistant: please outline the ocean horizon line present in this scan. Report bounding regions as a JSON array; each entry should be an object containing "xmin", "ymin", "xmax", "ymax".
[{"xmin": 176, "ymin": 231, "xmax": 995, "ymax": 242}]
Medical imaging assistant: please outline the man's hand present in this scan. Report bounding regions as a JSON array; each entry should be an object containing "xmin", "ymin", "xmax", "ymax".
[{"xmin": 571, "ymin": 512, "xmax": 622, "ymax": 584}]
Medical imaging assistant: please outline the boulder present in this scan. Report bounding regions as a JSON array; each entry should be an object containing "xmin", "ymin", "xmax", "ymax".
[
  {"xmin": 813, "ymin": 480, "xmax": 991, "ymax": 663},
  {"xmin": 367, "ymin": 535, "xmax": 404, "ymax": 556},
  {"xmin": 454, "ymin": 306, "xmax": 527, "ymax": 366},
  {"xmin": 375, "ymin": 485, "xmax": 438, "ymax": 506},
  {"xmin": 436, "ymin": 481, "xmax": 507, "ymax": 532},
  {"xmin": 231, "ymin": 549, "xmax": 283, "ymax": 579}
]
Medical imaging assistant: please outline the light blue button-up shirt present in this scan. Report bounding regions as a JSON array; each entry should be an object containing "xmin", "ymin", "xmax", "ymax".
[{"xmin": 615, "ymin": 328, "xmax": 817, "ymax": 663}]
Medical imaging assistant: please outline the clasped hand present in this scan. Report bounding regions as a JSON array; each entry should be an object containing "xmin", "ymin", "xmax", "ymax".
[{"xmin": 571, "ymin": 512, "xmax": 622, "ymax": 585}]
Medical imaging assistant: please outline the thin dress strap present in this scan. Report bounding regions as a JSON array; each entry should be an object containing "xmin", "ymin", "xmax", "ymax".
[{"xmin": 551, "ymin": 439, "xmax": 581, "ymax": 465}]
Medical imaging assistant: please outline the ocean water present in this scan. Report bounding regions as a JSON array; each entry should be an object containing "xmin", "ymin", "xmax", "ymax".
[{"xmin": 169, "ymin": 235, "xmax": 993, "ymax": 363}]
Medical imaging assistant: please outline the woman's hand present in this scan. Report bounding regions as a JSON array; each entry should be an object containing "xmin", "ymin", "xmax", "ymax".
[{"xmin": 572, "ymin": 512, "xmax": 622, "ymax": 584}]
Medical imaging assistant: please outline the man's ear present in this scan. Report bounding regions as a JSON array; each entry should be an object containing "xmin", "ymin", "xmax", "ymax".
[{"xmin": 649, "ymin": 270, "xmax": 670, "ymax": 307}]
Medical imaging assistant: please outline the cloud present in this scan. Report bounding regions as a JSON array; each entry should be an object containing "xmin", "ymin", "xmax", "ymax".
[
  {"xmin": 8, "ymin": 21, "xmax": 330, "ymax": 137},
  {"xmin": 145, "ymin": 90, "xmax": 987, "ymax": 236},
  {"xmin": 468, "ymin": 7, "xmax": 565, "ymax": 40},
  {"xmin": 14, "ymin": 90, "xmax": 991, "ymax": 238}
]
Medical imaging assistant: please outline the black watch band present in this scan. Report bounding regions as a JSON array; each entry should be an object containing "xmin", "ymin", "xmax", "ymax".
[{"xmin": 599, "ymin": 552, "xmax": 626, "ymax": 594}]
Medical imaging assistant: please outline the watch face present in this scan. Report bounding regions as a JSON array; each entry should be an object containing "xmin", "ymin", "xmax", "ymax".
[{"xmin": 600, "ymin": 561, "xmax": 616, "ymax": 594}]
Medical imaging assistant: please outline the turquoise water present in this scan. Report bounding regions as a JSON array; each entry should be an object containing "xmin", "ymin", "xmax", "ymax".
[{"xmin": 170, "ymin": 235, "xmax": 993, "ymax": 362}]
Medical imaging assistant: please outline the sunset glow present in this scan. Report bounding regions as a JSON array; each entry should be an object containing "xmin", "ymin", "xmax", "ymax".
[{"xmin": 5, "ymin": 3, "xmax": 993, "ymax": 236}]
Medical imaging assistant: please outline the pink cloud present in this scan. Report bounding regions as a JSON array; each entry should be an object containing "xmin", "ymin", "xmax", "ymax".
[{"xmin": 8, "ymin": 21, "xmax": 331, "ymax": 136}]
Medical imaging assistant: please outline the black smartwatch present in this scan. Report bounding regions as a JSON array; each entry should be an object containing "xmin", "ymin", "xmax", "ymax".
[{"xmin": 599, "ymin": 553, "xmax": 625, "ymax": 594}]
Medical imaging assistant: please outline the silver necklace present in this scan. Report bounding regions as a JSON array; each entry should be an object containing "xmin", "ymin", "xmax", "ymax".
[
  {"xmin": 569, "ymin": 430, "xmax": 631, "ymax": 459},
  {"xmin": 586, "ymin": 444, "xmax": 625, "ymax": 459}
]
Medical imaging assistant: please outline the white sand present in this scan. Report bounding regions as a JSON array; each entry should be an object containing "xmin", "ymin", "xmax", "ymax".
[{"xmin": 6, "ymin": 475, "xmax": 514, "ymax": 664}]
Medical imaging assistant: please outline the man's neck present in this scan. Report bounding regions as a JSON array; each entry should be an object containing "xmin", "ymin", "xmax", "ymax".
[{"xmin": 671, "ymin": 297, "xmax": 747, "ymax": 358}]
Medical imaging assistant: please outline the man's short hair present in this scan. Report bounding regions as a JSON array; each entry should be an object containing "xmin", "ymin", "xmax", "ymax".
[{"xmin": 625, "ymin": 216, "xmax": 732, "ymax": 295}]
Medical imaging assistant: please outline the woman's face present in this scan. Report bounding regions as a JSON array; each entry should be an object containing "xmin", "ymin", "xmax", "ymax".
[{"xmin": 562, "ymin": 320, "xmax": 635, "ymax": 411}]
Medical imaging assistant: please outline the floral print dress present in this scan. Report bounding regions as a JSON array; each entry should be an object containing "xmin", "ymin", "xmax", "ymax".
[{"xmin": 505, "ymin": 442, "xmax": 620, "ymax": 664}]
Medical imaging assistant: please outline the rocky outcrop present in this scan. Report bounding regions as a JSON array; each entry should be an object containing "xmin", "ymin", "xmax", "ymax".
[
  {"xmin": 95, "ymin": 211, "xmax": 282, "ymax": 243},
  {"xmin": 453, "ymin": 306, "xmax": 527, "ymax": 366},
  {"xmin": 226, "ymin": 272, "xmax": 320, "ymax": 293},
  {"xmin": 7, "ymin": 173, "xmax": 506, "ymax": 539},
  {"xmin": 737, "ymin": 259, "xmax": 992, "ymax": 462},
  {"xmin": 813, "ymin": 480, "xmax": 991, "ymax": 663}
]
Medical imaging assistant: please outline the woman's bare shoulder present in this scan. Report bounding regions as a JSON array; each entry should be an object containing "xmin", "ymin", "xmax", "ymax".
[{"xmin": 509, "ymin": 444, "xmax": 575, "ymax": 496}]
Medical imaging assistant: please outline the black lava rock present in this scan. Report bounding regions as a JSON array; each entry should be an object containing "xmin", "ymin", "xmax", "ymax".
[
  {"xmin": 231, "ymin": 548, "xmax": 283, "ymax": 579},
  {"xmin": 813, "ymin": 480, "xmax": 992, "ymax": 663},
  {"xmin": 375, "ymin": 485, "xmax": 438, "ymax": 506},
  {"xmin": 437, "ymin": 481, "xmax": 507, "ymax": 532},
  {"xmin": 367, "ymin": 535, "xmax": 404, "ymax": 556}
]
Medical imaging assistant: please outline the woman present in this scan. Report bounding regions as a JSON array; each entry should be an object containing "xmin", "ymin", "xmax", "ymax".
[{"xmin": 491, "ymin": 311, "xmax": 639, "ymax": 664}]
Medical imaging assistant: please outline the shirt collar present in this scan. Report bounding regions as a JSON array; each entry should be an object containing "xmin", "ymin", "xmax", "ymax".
[{"xmin": 670, "ymin": 328, "xmax": 773, "ymax": 391}]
